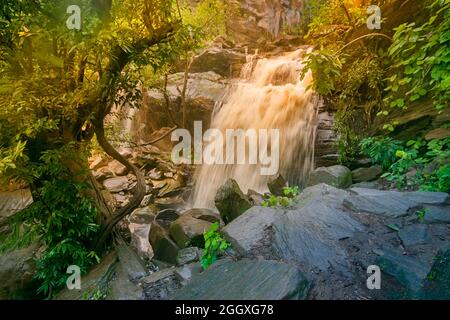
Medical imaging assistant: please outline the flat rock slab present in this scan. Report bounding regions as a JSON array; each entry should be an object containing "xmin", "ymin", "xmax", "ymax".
[
  {"xmin": 222, "ymin": 207, "xmax": 279, "ymax": 256},
  {"xmin": 344, "ymin": 188, "xmax": 449, "ymax": 218},
  {"xmin": 398, "ymin": 224, "xmax": 430, "ymax": 247},
  {"xmin": 172, "ymin": 259, "xmax": 310, "ymax": 300},
  {"xmin": 273, "ymin": 184, "xmax": 363, "ymax": 274},
  {"xmin": 423, "ymin": 205, "xmax": 450, "ymax": 224}
]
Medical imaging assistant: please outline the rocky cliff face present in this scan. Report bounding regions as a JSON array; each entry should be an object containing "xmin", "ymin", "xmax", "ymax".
[{"xmin": 226, "ymin": 0, "xmax": 304, "ymax": 44}]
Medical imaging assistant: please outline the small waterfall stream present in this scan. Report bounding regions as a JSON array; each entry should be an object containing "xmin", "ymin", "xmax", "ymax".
[{"xmin": 191, "ymin": 48, "xmax": 321, "ymax": 208}]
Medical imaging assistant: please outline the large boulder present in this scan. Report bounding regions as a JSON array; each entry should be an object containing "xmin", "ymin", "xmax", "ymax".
[
  {"xmin": 169, "ymin": 213, "xmax": 213, "ymax": 248},
  {"xmin": 148, "ymin": 221, "xmax": 181, "ymax": 265},
  {"xmin": 172, "ymin": 258, "xmax": 310, "ymax": 300},
  {"xmin": 128, "ymin": 207, "xmax": 156, "ymax": 260},
  {"xmin": 267, "ymin": 174, "xmax": 287, "ymax": 196},
  {"xmin": 214, "ymin": 179, "xmax": 252, "ymax": 224},
  {"xmin": 307, "ymin": 165, "xmax": 352, "ymax": 189},
  {"xmin": 186, "ymin": 48, "xmax": 247, "ymax": 77},
  {"xmin": 351, "ymin": 165, "xmax": 382, "ymax": 183}
]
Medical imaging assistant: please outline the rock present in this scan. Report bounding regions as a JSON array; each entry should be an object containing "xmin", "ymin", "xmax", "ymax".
[
  {"xmin": 148, "ymin": 221, "xmax": 180, "ymax": 265},
  {"xmin": 350, "ymin": 181, "xmax": 381, "ymax": 189},
  {"xmin": 139, "ymin": 268, "xmax": 182, "ymax": 300},
  {"xmin": 420, "ymin": 245, "xmax": 450, "ymax": 299},
  {"xmin": 155, "ymin": 197, "xmax": 184, "ymax": 210},
  {"xmin": 307, "ymin": 165, "xmax": 352, "ymax": 189},
  {"xmin": 128, "ymin": 207, "xmax": 156, "ymax": 260},
  {"xmin": 89, "ymin": 155, "xmax": 108, "ymax": 170},
  {"xmin": 223, "ymin": 207, "xmax": 279, "ymax": 256},
  {"xmin": 140, "ymin": 194, "xmax": 154, "ymax": 207},
  {"xmin": 344, "ymin": 188, "xmax": 449, "ymax": 218},
  {"xmin": 185, "ymin": 48, "xmax": 247, "ymax": 77},
  {"xmin": 172, "ymin": 258, "xmax": 310, "ymax": 300},
  {"xmin": 376, "ymin": 248, "xmax": 433, "ymax": 298},
  {"xmin": 118, "ymin": 147, "xmax": 133, "ymax": 159},
  {"xmin": 423, "ymin": 205, "xmax": 450, "ymax": 224},
  {"xmin": 267, "ymin": 174, "xmax": 287, "ymax": 196},
  {"xmin": 169, "ymin": 214, "xmax": 212, "ymax": 248},
  {"xmin": 247, "ymin": 189, "xmax": 265, "ymax": 206},
  {"xmin": 272, "ymin": 184, "xmax": 363, "ymax": 274},
  {"xmin": 398, "ymin": 225, "xmax": 431, "ymax": 247},
  {"xmin": 0, "ymin": 189, "xmax": 33, "ymax": 234},
  {"xmin": 425, "ymin": 127, "xmax": 450, "ymax": 141},
  {"xmin": 116, "ymin": 241, "xmax": 148, "ymax": 281},
  {"xmin": 214, "ymin": 179, "xmax": 252, "ymax": 224},
  {"xmin": 0, "ymin": 244, "xmax": 37, "ymax": 299},
  {"xmin": 351, "ymin": 165, "xmax": 382, "ymax": 183},
  {"xmin": 103, "ymin": 176, "xmax": 129, "ymax": 193},
  {"xmin": 94, "ymin": 167, "xmax": 114, "ymax": 182},
  {"xmin": 176, "ymin": 247, "xmax": 201, "ymax": 266},
  {"xmin": 108, "ymin": 160, "xmax": 129, "ymax": 176},
  {"xmin": 156, "ymin": 209, "xmax": 180, "ymax": 222},
  {"xmin": 184, "ymin": 208, "xmax": 220, "ymax": 223},
  {"xmin": 148, "ymin": 168, "xmax": 162, "ymax": 180}
]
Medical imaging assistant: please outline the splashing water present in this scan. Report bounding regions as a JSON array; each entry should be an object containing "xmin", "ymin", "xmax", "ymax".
[{"xmin": 191, "ymin": 48, "xmax": 321, "ymax": 209}]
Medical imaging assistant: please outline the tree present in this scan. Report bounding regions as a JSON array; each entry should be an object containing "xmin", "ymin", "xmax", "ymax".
[{"xmin": 0, "ymin": 0, "xmax": 180, "ymax": 295}]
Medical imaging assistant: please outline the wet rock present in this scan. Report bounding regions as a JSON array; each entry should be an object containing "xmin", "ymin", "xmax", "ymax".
[
  {"xmin": 176, "ymin": 247, "xmax": 201, "ymax": 266},
  {"xmin": 169, "ymin": 214, "xmax": 212, "ymax": 248},
  {"xmin": 186, "ymin": 48, "xmax": 247, "ymax": 77},
  {"xmin": 103, "ymin": 177, "xmax": 129, "ymax": 193},
  {"xmin": 172, "ymin": 258, "xmax": 310, "ymax": 300},
  {"xmin": 351, "ymin": 165, "xmax": 382, "ymax": 183},
  {"xmin": 398, "ymin": 224, "xmax": 431, "ymax": 247},
  {"xmin": 156, "ymin": 209, "xmax": 180, "ymax": 222},
  {"xmin": 129, "ymin": 207, "xmax": 155, "ymax": 225},
  {"xmin": 267, "ymin": 174, "xmax": 287, "ymax": 196},
  {"xmin": 214, "ymin": 179, "xmax": 252, "ymax": 224},
  {"xmin": 148, "ymin": 221, "xmax": 180, "ymax": 265},
  {"xmin": 185, "ymin": 208, "xmax": 220, "ymax": 224},
  {"xmin": 108, "ymin": 160, "xmax": 129, "ymax": 176},
  {"xmin": 223, "ymin": 207, "xmax": 279, "ymax": 256},
  {"xmin": 344, "ymin": 188, "xmax": 449, "ymax": 218},
  {"xmin": 116, "ymin": 242, "xmax": 148, "ymax": 281},
  {"xmin": 422, "ymin": 205, "xmax": 450, "ymax": 224},
  {"xmin": 307, "ymin": 165, "xmax": 352, "ymax": 189},
  {"xmin": 247, "ymin": 189, "xmax": 265, "ymax": 206}
]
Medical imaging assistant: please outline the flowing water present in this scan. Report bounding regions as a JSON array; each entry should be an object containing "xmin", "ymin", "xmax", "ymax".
[{"xmin": 191, "ymin": 48, "xmax": 321, "ymax": 208}]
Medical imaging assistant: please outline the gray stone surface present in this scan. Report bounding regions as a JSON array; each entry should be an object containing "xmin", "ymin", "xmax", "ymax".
[
  {"xmin": 176, "ymin": 247, "xmax": 201, "ymax": 266},
  {"xmin": 307, "ymin": 165, "xmax": 352, "ymax": 189},
  {"xmin": 103, "ymin": 176, "xmax": 129, "ymax": 193},
  {"xmin": 423, "ymin": 205, "xmax": 450, "ymax": 224},
  {"xmin": 215, "ymin": 179, "xmax": 252, "ymax": 224},
  {"xmin": 351, "ymin": 165, "xmax": 382, "ymax": 182},
  {"xmin": 172, "ymin": 258, "xmax": 310, "ymax": 300},
  {"xmin": 398, "ymin": 225, "xmax": 431, "ymax": 247},
  {"xmin": 223, "ymin": 207, "xmax": 279, "ymax": 256},
  {"xmin": 344, "ymin": 188, "xmax": 449, "ymax": 217},
  {"xmin": 170, "ymin": 214, "xmax": 212, "ymax": 248}
]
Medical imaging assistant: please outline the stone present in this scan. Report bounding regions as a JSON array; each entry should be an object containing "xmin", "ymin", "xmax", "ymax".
[
  {"xmin": 420, "ymin": 245, "xmax": 450, "ymax": 299},
  {"xmin": 307, "ymin": 165, "xmax": 352, "ymax": 189},
  {"xmin": 148, "ymin": 221, "xmax": 180, "ymax": 265},
  {"xmin": 89, "ymin": 155, "xmax": 108, "ymax": 170},
  {"xmin": 0, "ymin": 189, "xmax": 33, "ymax": 235},
  {"xmin": 103, "ymin": 176, "xmax": 129, "ymax": 193},
  {"xmin": 169, "ymin": 214, "xmax": 212, "ymax": 248},
  {"xmin": 214, "ymin": 179, "xmax": 252, "ymax": 224},
  {"xmin": 155, "ymin": 197, "xmax": 184, "ymax": 210},
  {"xmin": 398, "ymin": 224, "xmax": 431, "ymax": 247},
  {"xmin": 140, "ymin": 194, "xmax": 154, "ymax": 207},
  {"xmin": 0, "ymin": 244, "xmax": 37, "ymax": 299},
  {"xmin": 425, "ymin": 127, "xmax": 450, "ymax": 141},
  {"xmin": 272, "ymin": 184, "xmax": 363, "ymax": 274},
  {"xmin": 267, "ymin": 174, "xmax": 287, "ymax": 196},
  {"xmin": 176, "ymin": 247, "xmax": 201, "ymax": 266},
  {"xmin": 115, "ymin": 242, "xmax": 148, "ymax": 281},
  {"xmin": 172, "ymin": 258, "xmax": 310, "ymax": 300},
  {"xmin": 139, "ymin": 268, "xmax": 183, "ymax": 300},
  {"xmin": 129, "ymin": 207, "xmax": 155, "ymax": 225},
  {"xmin": 247, "ymin": 189, "xmax": 265, "ymax": 206},
  {"xmin": 186, "ymin": 48, "xmax": 247, "ymax": 77},
  {"xmin": 344, "ymin": 188, "xmax": 449, "ymax": 218},
  {"xmin": 223, "ymin": 206, "xmax": 279, "ymax": 256},
  {"xmin": 423, "ymin": 205, "xmax": 450, "ymax": 224},
  {"xmin": 128, "ymin": 207, "xmax": 156, "ymax": 260},
  {"xmin": 108, "ymin": 160, "xmax": 129, "ymax": 176},
  {"xmin": 156, "ymin": 209, "xmax": 180, "ymax": 222},
  {"xmin": 185, "ymin": 208, "xmax": 220, "ymax": 223},
  {"xmin": 351, "ymin": 165, "xmax": 382, "ymax": 183},
  {"xmin": 376, "ymin": 248, "xmax": 433, "ymax": 298},
  {"xmin": 94, "ymin": 167, "xmax": 114, "ymax": 182}
]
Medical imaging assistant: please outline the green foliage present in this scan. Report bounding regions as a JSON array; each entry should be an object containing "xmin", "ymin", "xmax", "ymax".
[
  {"xmin": 201, "ymin": 222, "xmax": 230, "ymax": 269},
  {"xmin": 383, "ymin": 0, "xmax": 450, "ymax": 115},
  {"xmin": 361, "ymin": 136, "xmax": 450, "ymax": 192},
  {"xmin": 262, "ymin": 186, "xmax": 300, "ymax": 208},
  {"xmin": 360, "ymin": 137, "xmax": 403, "ymax": 170},
  {"xmin": 416, "ymin": 209, "xmax": 428, "ymax": 221},
  {"xmin": 1, "ymin": 144, "xmax": 100, "ymax": 297}
]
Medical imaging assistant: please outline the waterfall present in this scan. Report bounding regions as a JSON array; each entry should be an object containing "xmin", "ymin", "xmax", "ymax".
[{"xmin": 191, "ymin": 48, "xmax": 320, "ymax": 209}]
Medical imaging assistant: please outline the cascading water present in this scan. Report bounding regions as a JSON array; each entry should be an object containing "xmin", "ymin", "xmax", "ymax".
[{"xmin": 191, "ymin": 48, "xmax": 321, "ymax": 209}]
